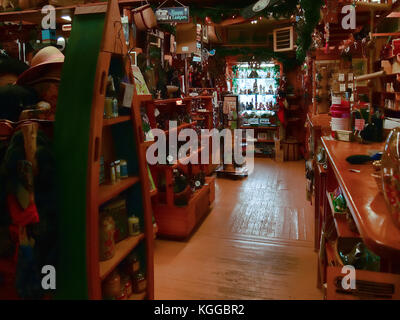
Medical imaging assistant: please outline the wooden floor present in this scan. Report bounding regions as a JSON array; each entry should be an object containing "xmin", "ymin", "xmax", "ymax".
[{"xmin": 154, "ymin": 159, "xmax": 322, "ymax": 300}]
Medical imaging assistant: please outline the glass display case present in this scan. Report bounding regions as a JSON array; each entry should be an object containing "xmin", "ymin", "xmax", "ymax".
[{"xmin": 232, "ymin": 63, "xmax": 279, "ymax": 113}]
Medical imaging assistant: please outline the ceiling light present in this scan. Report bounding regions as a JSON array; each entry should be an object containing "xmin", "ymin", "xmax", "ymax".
[{"xmin": 61, "ymin": 15, "xmax": 72, "ymax": 22}]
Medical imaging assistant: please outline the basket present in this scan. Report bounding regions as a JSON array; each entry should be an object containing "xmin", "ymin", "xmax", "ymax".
[{"xmin": 132, "ymin": 3, "xmax": 157, "ymax": 31}]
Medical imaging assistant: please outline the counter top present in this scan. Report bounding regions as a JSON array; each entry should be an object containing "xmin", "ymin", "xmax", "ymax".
[{"xmin": 321, "ymin": 137, "xmax": 400, "ymax": 256}]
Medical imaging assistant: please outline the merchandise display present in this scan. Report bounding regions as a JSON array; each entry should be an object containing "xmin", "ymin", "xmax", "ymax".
[{"xmin": 1, "ymin": 0, "xmax": 400, "ymax": 306}]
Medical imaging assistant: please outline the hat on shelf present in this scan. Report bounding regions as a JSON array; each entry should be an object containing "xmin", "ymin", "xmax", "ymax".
[
  {"xmin": 17, "ymin": 46, "xmax": 64, "ymax": 86},
  {"xmin": 0, "ymin": 51, "xmax": 29, "ymax": 77}
]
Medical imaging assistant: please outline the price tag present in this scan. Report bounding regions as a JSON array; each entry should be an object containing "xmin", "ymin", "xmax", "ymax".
[
  {"xmin": 155, "ymin": 108, "xmax": 160, "ymax": 117},
  {"xmin": 348, "ymin": 73, "xmax": 354, "ymax": 81},
  {"xmin": 339, "ymin": 74, "xmax": 345, "ymax": 82},
  {"xmin": 340, "ymin": 83, "xmax": 346, "ymax": 92}
]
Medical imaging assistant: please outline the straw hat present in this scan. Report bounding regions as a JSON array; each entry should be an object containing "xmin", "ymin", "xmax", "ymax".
[{"xmin": 17, "ymin": 46, "xmax": 64, "ymax": 86}]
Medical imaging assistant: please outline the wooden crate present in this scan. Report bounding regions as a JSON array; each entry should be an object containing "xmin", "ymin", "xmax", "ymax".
[{"xmin": 154, "ymin": 178, "xmax": 215, "ymax": 239}]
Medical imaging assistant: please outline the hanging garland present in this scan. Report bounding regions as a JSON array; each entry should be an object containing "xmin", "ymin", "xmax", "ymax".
[
  {"xmin": 152, "ymin": 0, "xmax": 323, "ymax": 63},
  {"xmin": 214, "ymin": 46, "xmax": 299, "ymax": 71},
  {"xmin": 189, "ymin": 0, "xmax": 323, "ymax": 63}
]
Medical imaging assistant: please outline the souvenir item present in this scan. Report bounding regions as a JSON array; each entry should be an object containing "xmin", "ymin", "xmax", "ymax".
[
  {"xmin": 99, "ymin": 214, "xmax": 116, "ymax": 261},
  {"xmin": 132, "ymin": 3, "xmax": 157, "ymax": 31},
  {"xmin": 102, "ymin": 198, "xmax": 129, "ymax": 243},
  {"xmin": 128, "ymin": 216, "xmax": 140, "ymax": 236}
]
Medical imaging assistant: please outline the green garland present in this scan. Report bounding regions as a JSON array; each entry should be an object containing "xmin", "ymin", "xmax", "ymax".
[
  {"xmin": 214, "ymin": 46, "xmax": 299, "ymax": 72},
  {"xmin": 189, "ymin": 0, "xmax": 323, "ymax": 63},
  {"xmin": 152, "ymin": 0, "xmax": 323, "ymax": 63}
]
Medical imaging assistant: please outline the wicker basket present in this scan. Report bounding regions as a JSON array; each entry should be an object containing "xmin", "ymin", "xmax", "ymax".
[{"xmin": 132, "ymin": 3, "xmax": 157, "ymax": 31}]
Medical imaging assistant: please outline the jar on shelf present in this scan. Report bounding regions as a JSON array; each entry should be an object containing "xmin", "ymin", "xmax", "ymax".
[
  {"xmin": 115, "ymin": 160, "xmax": 121, "ymax": 181},
  {"xmin": 133, "ymin": 272, "xmax": 147, "ymax": 293},
  {"xmin": 102, "ymin": 271, "xmax": 121, "ymax": 299},
  {"xmin": 120, "ymin": 160, "xmax": 128, "ymax": 179},
  {"xmin": 99, "ymin": 214, "xmax": 116, "ymax": 261},
  {"xmin": 128, "ymin": 216, "xmax": 140, "ymax": 236}
]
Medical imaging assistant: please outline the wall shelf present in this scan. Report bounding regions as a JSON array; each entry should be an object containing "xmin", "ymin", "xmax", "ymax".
[{"xmin": 98, "ymin": 176, "xmax": 140, "ymax": 206}]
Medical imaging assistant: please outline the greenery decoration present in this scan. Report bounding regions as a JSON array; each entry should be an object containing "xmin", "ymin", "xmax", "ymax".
[
  {"xmin": 188, "ymin": 0, "xmax": 323, "ymax": 64},
  {"xmin": 214, "ymin": 46, "xmax": 299, "ymax": 71}
]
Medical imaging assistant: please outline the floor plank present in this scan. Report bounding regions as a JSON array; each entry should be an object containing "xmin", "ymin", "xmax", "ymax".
[{"xmin": 154, "ymin": 159, "xmax": 322, "ymax": 300}]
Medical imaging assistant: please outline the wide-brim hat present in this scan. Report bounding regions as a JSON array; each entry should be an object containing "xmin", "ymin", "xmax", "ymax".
[
  {"xmin": 17, "ymin": 46, "xmax": 64, "ymax": 86},
  {"xmin": 0, "ymin": 55, "xmax": 29, "ymax": 76}
]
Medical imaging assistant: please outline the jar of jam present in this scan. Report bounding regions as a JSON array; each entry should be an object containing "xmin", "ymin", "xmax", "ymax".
[
  {"xmin": 123, "ymin": 252, "xmax": 140, "ymax": 276},
  {"xmin": 133, "ymin": 272, "xmax": 147, "ymax": 293},
  {"xmin": 102, "ymin": 271, "xmax": 121, "ymax": 299}
]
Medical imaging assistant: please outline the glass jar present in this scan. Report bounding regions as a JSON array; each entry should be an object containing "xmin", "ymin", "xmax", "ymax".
[
  {"xmin": 128, "ymin": 216, "xmax": 140, "ymax": 236},
  {"xmin": 382, "ymin": 127, "xmax": 400, "ymax": 229},
  {"xmin": 102, "ymin": 271, "xmax": 121, "ymax": 299},
  {"xmin": 114, "ymin": 160, "xmax": 121, "ymax": 181},
  {"xmin": 133, "ymin": 272, "xmax": 147, "ymax": 293},
  {"xmin": 120, "ymin": 160, "xmax": 128, "ymax": 179}
]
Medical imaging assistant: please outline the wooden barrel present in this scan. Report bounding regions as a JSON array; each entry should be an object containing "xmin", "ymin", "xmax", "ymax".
[{"xmin": 282, "ymin": 139, "xmax": 300, "ymax": 161}]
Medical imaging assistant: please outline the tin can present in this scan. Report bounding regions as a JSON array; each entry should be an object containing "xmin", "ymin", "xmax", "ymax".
[{"xmin": 120, "ymin": 160, "xmax": 128, "ymax": 179}]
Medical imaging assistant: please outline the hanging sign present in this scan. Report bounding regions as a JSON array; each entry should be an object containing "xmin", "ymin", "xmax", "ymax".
[{"xmin": 155, "ymin": 6, "xmax": 190, "ymax": 23}]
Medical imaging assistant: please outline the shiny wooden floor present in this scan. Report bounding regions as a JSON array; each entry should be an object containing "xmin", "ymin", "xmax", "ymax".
[{"xmin": 154, "ymin": 159, "xmax": 322, "ymax": 300}]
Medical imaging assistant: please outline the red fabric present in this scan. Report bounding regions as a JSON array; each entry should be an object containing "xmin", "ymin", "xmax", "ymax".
[
  {"xmin": 7, "ymin": 195, "xmax": 39, "ymax": 227},
  {"xmin": 277, "ymin": 99, "xmax": 286, "ymax": 127}
]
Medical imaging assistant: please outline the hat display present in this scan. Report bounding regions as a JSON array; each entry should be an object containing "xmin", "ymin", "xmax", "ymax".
[
  {"xmin": 16, "ymin": 46, "xmax": 65, "ymax": 86},
  {"xmin": 0, "ymin": 54, "xmax": 29, "ymax": 76}
]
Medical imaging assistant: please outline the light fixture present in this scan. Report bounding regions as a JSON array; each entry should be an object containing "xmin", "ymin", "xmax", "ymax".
[{"xmin": 61, "ymin": 15, "xmax": 72, "ymax": 22}]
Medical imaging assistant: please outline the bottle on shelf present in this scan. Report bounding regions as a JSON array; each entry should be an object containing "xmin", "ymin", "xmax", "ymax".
[{"xmin": 106, "ymin": 75, "xmax": 119, "ymax": 118}]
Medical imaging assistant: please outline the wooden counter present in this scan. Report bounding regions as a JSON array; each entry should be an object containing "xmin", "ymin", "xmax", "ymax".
[{"xmin": 321, "ymin": 137, "xmax": 400, "ymax": 257}]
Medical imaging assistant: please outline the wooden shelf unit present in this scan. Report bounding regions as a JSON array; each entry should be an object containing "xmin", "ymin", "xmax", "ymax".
[
  {"xmin": 189, "ymin": 95, "xmax": 220, "ymax": 175},
  {"xmin": 98, "ymin": 176, "xmax": 140, "ymax": 206},
  {"xmin": 55, "ymin": 0, "xmax": 154, "ymax": 300},
  {"xmin": 142, "ymin": 98, "xmax": 216, "ymax": 239}
]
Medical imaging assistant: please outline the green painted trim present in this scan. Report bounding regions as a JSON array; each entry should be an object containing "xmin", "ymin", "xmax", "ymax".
[{"xmin": 54, "ymin": 13, "xmax": 105, "ymax": 300}]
